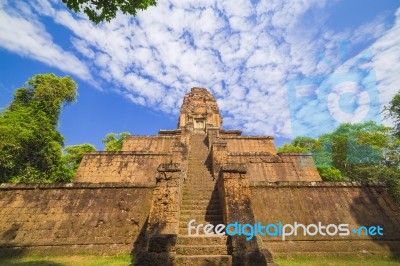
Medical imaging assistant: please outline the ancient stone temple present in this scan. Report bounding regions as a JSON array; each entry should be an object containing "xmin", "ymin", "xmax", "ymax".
[{"xmin": 0, "ymin": 88, "xmax": 399, "ymax": 265}]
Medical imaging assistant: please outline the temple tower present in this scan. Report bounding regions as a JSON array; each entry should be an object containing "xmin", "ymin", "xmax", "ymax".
[{"xmin": 178, "ymin": 87, "xmax": 222, "ymax": 131}]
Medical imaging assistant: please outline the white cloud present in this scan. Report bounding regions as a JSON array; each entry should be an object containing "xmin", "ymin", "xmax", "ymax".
[
  {"xmin": 0, "ymin": 2, "xmax": 93, "ymax": 83},
  {"xmin": 0, "ymin": 0, "xmax": 399, "ymax": 138}
]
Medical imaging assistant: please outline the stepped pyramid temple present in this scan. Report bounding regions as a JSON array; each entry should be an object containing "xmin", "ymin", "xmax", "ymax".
[{"xmin": 0, "ymin": 88, "xmax": 399, "ymax": 265}]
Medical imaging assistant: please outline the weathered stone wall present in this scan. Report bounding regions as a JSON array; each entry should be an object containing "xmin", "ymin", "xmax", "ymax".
[
  {"xmin": 224, "ymin": 137, "xmax": 277, "ymax": 154},
  {"xmin": 122, "ymin": 136, "xmax": 179, "ymax": 152},
  {"xmin": 0, "ymin": 183, "xmax": 154, "ymax": 255},
  {"xmin": 218, "ymin": 164, "xmax": 272, "ymax": 265},
  {"xmin": 75, "ymin": 152, "xmax": 172, "ymax": 183},
  {"xmin": 227, "ymin": 153, "xmax": 321, "ymax": 182},
  {"xmin": 136, "ymin": 164, "xmax": 184, "ymax": 265},
  {"xmin": 250, "ymin": 182, "xmax": 400, "ymax": 256},
  {"xmin": 279, "ymin": 153, "xmax": 321, "ymax": 181}
]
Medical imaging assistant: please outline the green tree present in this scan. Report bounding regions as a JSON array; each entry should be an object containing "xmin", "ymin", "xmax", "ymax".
[
  {"xmin": 0, "ymin": 74, "xmax": 77, "ymax": 183},
  {"xmin": 63, "ymin": 144, "xmax": 97, "ymax": 176},
  {"xmin": 62, "ymin": 0, "xmax": 157, "ymax": 24},
  {"xmin": 324, "ymin": 122, "xmax": 392, "ymax": 178},
  {"xmin": 277, "ymin": 136, "xmax": 320, "ymax": 153},
  {"xmin": 277, "ymin": 136, "xmax": 344, "ymax": 181},
  {"xmin": 281, "ymin": 120, "xmax": 400, "ymax": 205},
  {"xmin": 384, "ymin": 91, "xmax": 400, "ymax": 137},
  {"xmin": 277, "ymin": 143, "xmax": 308, "ymax": 153},
  {"xmin": 102, "ymin": 132, "xmax": 131, "ymax": 151}
]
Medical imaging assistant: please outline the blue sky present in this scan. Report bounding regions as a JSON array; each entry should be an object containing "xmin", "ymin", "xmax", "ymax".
[{"xmin": 0, "ymin": 0, "xmax": 399, "ymax": 150}]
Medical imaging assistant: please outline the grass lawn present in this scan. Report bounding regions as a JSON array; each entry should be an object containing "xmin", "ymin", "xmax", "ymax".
[
  {"xmin": 1, "ymin": 254, "xmax": 399, "ymax": 265},
  {"xmin": 0, "ymin": 254, "xmax": 132, "ymax": 266},
  {"xmin": 275, "ymin": 256, "xmax": 400, "ymax": 266}
]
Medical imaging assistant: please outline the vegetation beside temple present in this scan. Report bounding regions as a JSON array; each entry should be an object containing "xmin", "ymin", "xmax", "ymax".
[
  {"xmin": 0, "ymin": 74, "xmax": 129, "ymax": 183},
  {"xmin": 278, "ymin": 94, "xmax": 400, "ymax": 205},
  {"xmin": 0, "ymin": 73, "xmax": 398, "ymax": 206}
]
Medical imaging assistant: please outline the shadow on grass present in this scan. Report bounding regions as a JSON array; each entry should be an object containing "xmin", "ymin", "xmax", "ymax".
[{"xmin": 0, "ymin": 258, "xmax": 64, "ymax": 266}]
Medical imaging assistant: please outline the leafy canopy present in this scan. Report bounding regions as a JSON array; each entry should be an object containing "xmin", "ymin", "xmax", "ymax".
[
  {"xmin": 384, "ymin": 91, "xmax": 400, "ymax": 137},
  {"xmin": 102, "ymin": 132, "xmax": 131, "ymax": 151},
  {"xmin": 63, "ymin": 144, "xmax": 97, "ymax": 173},
  {"xmin": 62, "ymin": 0, "xmax": 157, "ymax": 24},
  {"xmin": 0, "ymin": 74, "xmax": 77, "ymax": 183},
  {"xmin": 278, "ymin": 120, "xmax": 400, "ymax": 205}
]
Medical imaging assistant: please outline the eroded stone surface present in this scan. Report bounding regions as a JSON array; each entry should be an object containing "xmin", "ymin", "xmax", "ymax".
[{"xmin": 0, "ymin": 87, "xmax": 399, "ymax": 263}]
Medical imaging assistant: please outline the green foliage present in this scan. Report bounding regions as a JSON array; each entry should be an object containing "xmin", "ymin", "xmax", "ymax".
[
  {"xmin": 317, "ymin": 167, "xmax": 346, "ymax": 181},
  {"xmin": 384, "ymin": 91, "xmax": 400, "ymax": 136},
  {"xmin": 62, "ymin": 0, "xmax": 157, "ymax": 24},
  {"xmin": 102, "ymin": 132, "xmax": 131, "ymax": 151},
  {"xmin": 278, "ymin": 136, "xmax": 321, "ymax": 153},
  {"xmin": 0, "ymin": 74, "xmax": 77, "ymax": 183},
  {"xmin": 277, "ymin": 143, "xmax": 308, "ymax": 153},
  {"xmin": 63, "ymin": 144, "xmax": 97, "ymax": 174},
  {"xmin": 316, "ymin": 121, "xmax": 392, "ymax": 171},
  {"xmin": 282, "ymin": 120, "xmax": 400, "ymax": 205},
  {"xmin": 292, "ymin": 136, "xmax": 321, "ymax": 150}
]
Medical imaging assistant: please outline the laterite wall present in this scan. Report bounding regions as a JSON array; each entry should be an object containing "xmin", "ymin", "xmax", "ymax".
[
  {"xmin": 75, "ymin": 152, "xmax": 171, "ymax": 183},
  {"xmin": 228, "ymin": 153, "xmax": 321, "ymax": 182},
  {"xmin": 250, "ymin": 182, "xmax": 400, "ymax": 256},
  {"xmin": 122, "ymin": 136, "xmax": 179, "ymax": 152},
  {"xmin": 224, "ymin": 136, "xmax": 277, "ymax": 154},
  {"xmin": 0, "ymin": 183, "xmax": 154, "ymax": 255}
]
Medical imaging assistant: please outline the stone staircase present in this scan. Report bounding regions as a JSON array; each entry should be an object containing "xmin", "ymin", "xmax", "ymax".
[{"xmin": 175, "ymin": 133, "xmax": 232, "ymax": 265}]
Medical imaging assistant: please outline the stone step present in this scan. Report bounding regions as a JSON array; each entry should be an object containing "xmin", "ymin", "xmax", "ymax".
[
  {"xmin": 183, "ymin": 183, "xmax": 215, "ymax": 187},
  {"xmin": 180, "ymin": 209, "xmax": 221, "ymax": 216},
  {"xmin": 174, "ymin": 255, "xmax": 232, "ymax": 266},
  {"xmin": 183, "ymin": 187, "xmax": 218, "ymax": 191},
  {"xmin": 181, "ymin": 196, "xmax": 220, "ymax": 201},
  {"xmin": 186, "ymin": 176, "xmax": 213, "ymax": 179},
  {"xmin": 183, "ymin": 190, "xmax": 216, "ymax": 195},
  {"xmin": 186, "ymin": 177, "xmax": 214, "ymax": 180},
  {"xmin": 182, "ymin": 190, "xmax": 219, "ymax": 195},
  {"xmin": 179, "ymin": 219, "xmax": 224, "ymax": 225},
  {"xmin": 181, "ymin": 199, "xmax": 221, "ymax": 205},
  {"xmin": 180, "ymin": 203, "xmax": 220, "ymax": 210},
  {"xmin": 184, "ymin": 182, "xmax": 214, "ymax": 186},
  {"xmin": 186, "ymin": 172, "xmax": 213, "ymax": 175},
  {"xmin": 179, "ymin": 220, "xmax": 225, "ymax": 228},
  {"xmin": 186, "ymin": 175, "xmax": 216, "ymax": 183},
  {"xmin": 184, "ymin": 183, "xmax": 215, "ymax": 187},
  {"xmin": 183, "ymin": 186, "xmax": 218, "ymax": 191},
  {"xmin": 180, "ymin": 214, "xmax": 223, "ymax": 222},
  {"xmin": 176, "ymin": 235, "xmax": 228, "ymax": 246},
  {"xmin": 182, "ymin": 190, "xmax": 217, "ymax": 195},
  {"xmin": 179, "ymin": 227, "xmax": 226, "ymax": 235},
  {"xmin": 181, "ymin": 195, "xmax": 220, "ymax": 201},
  {"xmin": 183, "ymin": 189, "xmax": 216, "ymax": 192},
  {"xmin": 175, "ymin": 245, "xmax": 229, "ymax": 255},
  {"xmin": 183, "ymin": 185, "xmax": 216, "ymax": 190}
]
